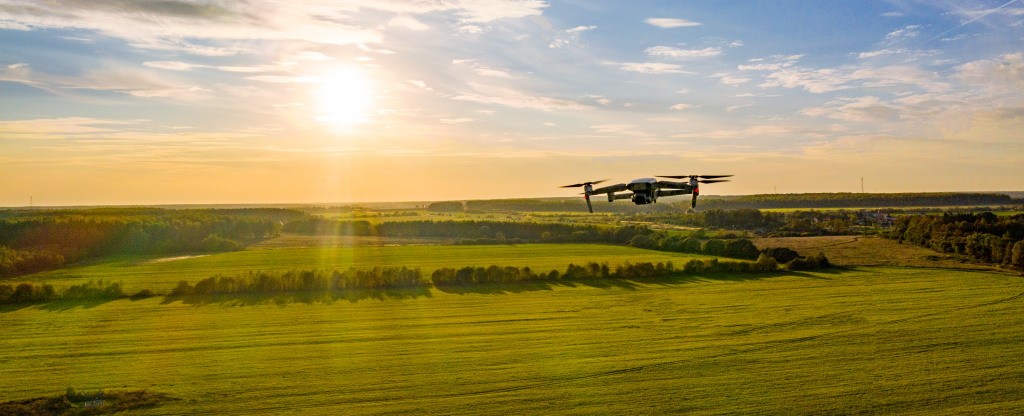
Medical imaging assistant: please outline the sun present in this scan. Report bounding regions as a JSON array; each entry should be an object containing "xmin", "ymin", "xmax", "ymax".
[{"xmin": 316, "ymin": 67, "xmax": 372, "ymax": 124}]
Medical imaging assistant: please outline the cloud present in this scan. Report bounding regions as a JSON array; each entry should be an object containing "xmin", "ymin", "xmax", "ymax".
[
  {"xmin": 801, "ymin": 96, "xmax": 899, "ymax": 122},
  {"xmin": 389, "ymin": 16, "xmax": 429, "ymax": 30},
  {"xmin": 8, "ymin": 63, "xmax": 28, "ymax": 69},
  {"xmin": 676, "ymin": 89, "xmax": 690, "ymax": 94},
  {"xmin": 453, "ymin": 59, "xmax": 476, "ymax": 64},
  {"xmin": 729, "ymin": 40, "xmax": 743, "ymax": 47},
  {"xmin": 720, "ymin": 76, "xmax": 751, "ymax": 84},
  {"xmin": 671, "ymin": 125, "xmax": 799, "ymax": 139},
  {"xmin": 459, "ymin": 25, "xmax": 485, "ymax": 34},
  {"xmin": 646, "ymin": 46, "xmax": 721, "ymax": 59},
  {"xmin": 726, "ymin": 103, "xmax": 754, "ymax": 112},
  {"xmin": 955, "ymin": 7, "xmax": 1024, "ymax": 18},
  {"xmin": 453, "ymin": 0, "xmax": 547, "ymax": 23},
  {"xmin": 544, "ymin": 122, "xmax": 556, "ymax": 126},
  {"xmin": 885, "ymin": 25, "xmax": 920, "ymax": 42},
  {"xmin": 246, "ymin": 76, "xmax": 324, "ymax": 83},
  {"xmin": 647, "ymin": 117, "xmax": 685, "ymax": 121},
  {"xmin": 597, "ymin": 99, "xmax": 611, "ymax": 105},
  {"xmin": 882, "ymin": 12, "xmax": 905, "ymax": 17},
  {"xmin": 591, "ymin": 124, "xmax": 652, "ymax": 136},
  {"xmin": 453, "ymin": 83, "xmax": 594, "ymax": 110},
  {"xmin": 440, "ymin": 118, "xmax": 476, "ymax": 124},
  {"xmin": 473, "ymin": 67, "xmax": 515, "ymax": 78},
  {"xmin": 288, "ymin": 51, "xmax": 334, "ymax": 61},
  {"xmin": 645, "ymin": 18, "xmax": 702, "ymax": 28},
  {"xmin": 738, "ymin": 63, "xmax": 784, "ymax": 71},
  {"xmin": 0, "ymin": 117, "xmax": 133, "ymax": 140},
  {"xmin": 956, "ymin": 53, "xmax": 1024, "ymax": 87},
  {"xmin": 408, "ymin": 80, "xmax": 428, "ymax": 88},
  {"xmin": 858, "ymin": 49, "xmax": 907, "ymax": 58},
  {"xmin": 760, "ymin": 65, "xmax": 949, "ymax": 93},
  {"xmin": 618, "ymin": 62, "xmax": 692, "ymax": 74},
  {"xmin": 144, "ymin": 61, "xmax": 203, "ymax": 71},
  {"xmin": 671, "ymin": 103, "xmax": 697, "ymax": 110}
]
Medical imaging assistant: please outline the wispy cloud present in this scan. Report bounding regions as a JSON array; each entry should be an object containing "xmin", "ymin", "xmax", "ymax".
[
  {"xmin": 646, "ymin": 46, "xmax": 722, "ymax": 59},
  {"xmin": 617, "ymin": 62, "xmax": 693, "ymax": 74},
  {"xmin": 645, "ymin": 18, "xmax": 702, "ymax": 28},
  {"xmin": 440, "ymin": 118, "xmax": 476, "ymax": 124},
  {"xmin": 453, "ymin": 84, "xmax": 594, "ymax": 111},
  {"xmin": 389, "ymin": 16, "xmax": 430, "ymax": 30}
]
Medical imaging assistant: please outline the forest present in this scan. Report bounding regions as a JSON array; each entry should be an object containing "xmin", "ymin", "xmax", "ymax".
[
  {"xmin": 0, "ymin": 208, "xmax": 289, "ymax": 276},
  {"xmin": 885, "ymin": 212, "xmax": 1024, "ymax": 269}
]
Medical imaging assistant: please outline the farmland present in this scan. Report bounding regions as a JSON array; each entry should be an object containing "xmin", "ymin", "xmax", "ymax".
[
  {"xmin": 2, "ymin": 266, "xmax": 1023, "ymax": 414},
  {"xmin": 9, "ymin": 244, "xmax": 717, "ymax": 292}
]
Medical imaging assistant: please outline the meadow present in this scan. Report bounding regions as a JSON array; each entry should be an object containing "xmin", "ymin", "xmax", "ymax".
[
  {"xmin": 9, "ymin": 244, "xmax": 716, "ymax": 293},
  {"xmin": 2, "ymin": 266, "xmax": 1022, "ymax": 415}
]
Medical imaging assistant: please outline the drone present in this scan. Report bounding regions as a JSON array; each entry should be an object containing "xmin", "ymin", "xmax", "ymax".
[{"xmin": 560, "ymin": 175, "xmax": 732, "ymax": 213}]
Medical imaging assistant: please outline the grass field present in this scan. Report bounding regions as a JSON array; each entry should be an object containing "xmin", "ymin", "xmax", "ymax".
[
  {"xmin": 2, "ymin": 266, "xmax": 1022, "ymax": 414},
  {"xmin": 751, "ymin": 236, "xmax": 1001, "ymax": 270},
  {"xmin": 9, "ymin": 244, "xmax": 716, "ymax": 292}
]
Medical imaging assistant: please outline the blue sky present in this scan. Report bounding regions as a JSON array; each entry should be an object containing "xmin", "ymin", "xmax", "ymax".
[{"xmin": 1, "ymin": 0, "xmax": 1022, "ymax": 205}]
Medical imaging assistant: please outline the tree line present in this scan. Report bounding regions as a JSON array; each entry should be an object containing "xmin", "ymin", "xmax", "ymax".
[
  {"xmin": 696, "ymin": 192, "xmax": 1021, "ymax": 210},
  {"xmin": 0, "ymin": 209, "xmax": 289, "ymax": 277},
  {"xmin": 0, "ymin": 280, "xmax": 135, "ymax": 305},
  {"xmin": 283, "ymin": 218, "xmax": 654, "ymax": 243},
  {"xmin": 885, "ymin": 212, "xmax": 1024, "ymax": 269},
  {"xmin": 0, "ymin": 254, "xmax": 831, "ymax": 305}
]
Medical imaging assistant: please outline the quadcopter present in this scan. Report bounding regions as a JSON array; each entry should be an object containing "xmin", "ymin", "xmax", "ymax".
[{"xmin": 560, "ymin": 175, "xmax": 732, "ymax": 213}]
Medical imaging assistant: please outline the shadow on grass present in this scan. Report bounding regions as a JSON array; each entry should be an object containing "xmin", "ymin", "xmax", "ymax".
[
  {"xmin": 160, "ymin": 285, "xmax": 433, "ymax": 307},
  {"xmin": 433, "ymin": 267, "xmax": 855, "ymax": 295},
  {"xmin": 1, "ymin": 268, "xmax": 857, "ymax": 311}
]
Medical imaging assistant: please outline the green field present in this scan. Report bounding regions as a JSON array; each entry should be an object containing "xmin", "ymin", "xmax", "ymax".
[
  {"xmin": 11, "ymin": 244, "xmax": 715, "ymax": 292},
  {"xmin": 2, "ymin": 266, "xmax": 1022, "ymax": 414}
]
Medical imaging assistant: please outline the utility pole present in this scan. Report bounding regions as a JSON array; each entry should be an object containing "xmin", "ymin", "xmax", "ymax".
[{"xmin": 861, "ymin": 178, "xmax": 864, "ymax": 193}]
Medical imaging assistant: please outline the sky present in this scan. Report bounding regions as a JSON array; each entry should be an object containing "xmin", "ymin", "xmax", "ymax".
[{"xmin": 1, "ymin": 0, "xmax": 1023, "ymax": 206}]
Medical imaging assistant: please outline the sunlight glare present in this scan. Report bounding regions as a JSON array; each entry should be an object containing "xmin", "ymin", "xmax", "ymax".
[{"xmin": 316, "ymin": 67, "xmax": 372, "ymax": 125}]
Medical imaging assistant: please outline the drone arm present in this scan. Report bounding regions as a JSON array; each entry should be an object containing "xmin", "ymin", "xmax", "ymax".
[
  {"xmin": 657, "ymin": 189, "xmax": 692, "ymax": 197},
  {"xmin": 588, "ymin": 183, "xmax": 628, "ymax": 195},
  {"xmin": 607, "ymin": 193, "xmax": 633, "ymax": 202},
  {"xmin": 655, "ymin": 181, "xmax": 693, "ymax": 190}
]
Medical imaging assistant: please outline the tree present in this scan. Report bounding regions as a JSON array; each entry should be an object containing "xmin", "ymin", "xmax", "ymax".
[{"xmin": 1013, "ymin": 241, "xmax": 1024, "ymax": 269}]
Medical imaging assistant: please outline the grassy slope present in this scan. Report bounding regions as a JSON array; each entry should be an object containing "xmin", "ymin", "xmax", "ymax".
[
  {"xmin": 751, "ymin": 236, "xmax": 1000, "ymax": 270},
  {"xmin": 1, "ymin": 267, "xmax": 1022, "ymax": 415},
  {"xmin": 11, "ymin": 244, "xmax": 715, "ymax": 292}
]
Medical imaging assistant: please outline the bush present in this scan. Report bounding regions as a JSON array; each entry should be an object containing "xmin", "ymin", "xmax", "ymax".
[
  {"xmin": 761, "ymin": 247, "xmax": 800, "ymax": 263},
  {"xmin": 4, "ymin": 283, "xmax": 57, "ymax": 304},
  {"xmin": 132, "ymin": 289, "xmax": 156, "ymax": 298}
]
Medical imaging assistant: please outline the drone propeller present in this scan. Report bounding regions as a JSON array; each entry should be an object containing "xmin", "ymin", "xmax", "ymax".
[
  {"xmin": 559, "ymin": 179, "xmax": 608, "ymax": 188},
  {"xmin": 698, "ymin": 179, "xmax": 730, "ymax": 184},
  {"xmin": 656, "ymin": 175, "xmax": 734, "ymax": 180}
]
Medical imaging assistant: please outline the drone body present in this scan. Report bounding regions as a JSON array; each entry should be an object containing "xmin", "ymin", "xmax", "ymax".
[{"xmin": 561, "ymin": 175, "xmax": 732, "ymax": 213}]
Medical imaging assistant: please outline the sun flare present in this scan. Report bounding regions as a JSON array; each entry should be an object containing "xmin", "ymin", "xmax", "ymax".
[{"xmin": 316, "ymin": 67, "xmax": 372, "ymax": 124}]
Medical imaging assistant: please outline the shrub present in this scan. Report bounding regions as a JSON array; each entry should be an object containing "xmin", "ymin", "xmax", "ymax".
[{"xmin": 761, "ymin": 247, "xmax": 800, "ymax": 263}]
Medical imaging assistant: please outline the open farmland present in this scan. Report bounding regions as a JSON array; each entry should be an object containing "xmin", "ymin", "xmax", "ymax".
[
  {"xmin": 9, "ymin": 244, "xmax": 716, "ymax": 292},
  {"xmin": 2, "ymin": 267, "xmax": 1023, "ymax": 414},
  {"xmin": 751, "ymin": 236, "xmax": 1001, "ymax": 270}
]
